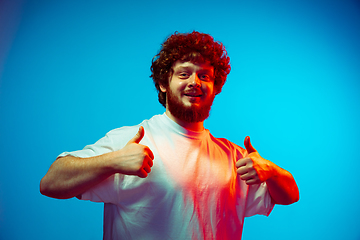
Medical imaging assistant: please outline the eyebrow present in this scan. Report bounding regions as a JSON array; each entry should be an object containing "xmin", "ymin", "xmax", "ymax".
[
  {"xmin": 174, "ymin": 66, "xmax": 193, "ymax": 71},
  {"xmin": 174, "ymin": 66, "xmax": 213, "ymax": 73}
]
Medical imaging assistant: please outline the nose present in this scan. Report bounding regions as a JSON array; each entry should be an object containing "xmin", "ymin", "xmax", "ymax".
[{"xmin": 189, "ymin": 74, "xmax": 201, "ymax": 88}]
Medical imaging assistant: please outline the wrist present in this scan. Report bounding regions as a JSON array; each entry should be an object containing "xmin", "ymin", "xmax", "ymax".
[{"xmin": 101, "ymin": 151, "xmax": 122, "ymax": 175}]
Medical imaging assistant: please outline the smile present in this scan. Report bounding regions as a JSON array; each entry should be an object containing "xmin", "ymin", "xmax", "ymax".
[
  {"xmin": 184, "ymin": 92, "xmax": 202, "ymax": 97},
  {"xmin": 185, "ymin": 94, "xmax": 202, "ymax": 97}
]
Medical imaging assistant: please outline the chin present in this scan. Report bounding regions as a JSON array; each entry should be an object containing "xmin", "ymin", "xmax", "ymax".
[{"xmin": 167, "ymin": 89, "xmax": 215, "ymax": 123}]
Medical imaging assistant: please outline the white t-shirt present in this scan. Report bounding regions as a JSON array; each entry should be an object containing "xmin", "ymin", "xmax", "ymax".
[{"xmin": 59, "ymin": 113, "xmax": 274, "ymax": 240}]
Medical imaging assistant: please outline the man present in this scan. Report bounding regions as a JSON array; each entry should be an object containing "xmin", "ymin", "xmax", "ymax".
[{"xmin": 40, "ymin": 31, "xmax": 299, "ymax": 240}]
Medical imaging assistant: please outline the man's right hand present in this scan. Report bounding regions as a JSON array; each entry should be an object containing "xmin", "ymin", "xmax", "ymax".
[
  {"xmin": 113, "ymin": 126, "xmax": 154, "ymax": 178},
  {"xmin": 40, "ymin": 126, "xmax": 154, "ymax": 199}
]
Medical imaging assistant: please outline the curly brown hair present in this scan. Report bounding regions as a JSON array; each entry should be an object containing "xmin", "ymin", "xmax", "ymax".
[{"xmin": 150, "ymin": 31, "xmax": 231, "ymax": 107}]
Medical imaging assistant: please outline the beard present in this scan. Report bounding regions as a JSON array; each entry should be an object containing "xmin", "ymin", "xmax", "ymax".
[{"xmin": 166, "ymin": 87, "xmax": 215, "ymax": 123}]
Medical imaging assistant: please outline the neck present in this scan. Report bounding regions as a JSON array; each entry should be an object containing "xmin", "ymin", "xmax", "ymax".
[{"xmin": 165, "ymin": 109, "xmax": 204, "ymax": 132}]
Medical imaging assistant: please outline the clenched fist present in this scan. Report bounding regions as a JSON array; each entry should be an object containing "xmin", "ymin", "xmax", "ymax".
[
  {"xmin": 113, "ymin": 126, "xmax": 154, "ymax": 178},
  {"xmin": 236, "ymin": 136, "xmax": 274, "ymax": 185}
]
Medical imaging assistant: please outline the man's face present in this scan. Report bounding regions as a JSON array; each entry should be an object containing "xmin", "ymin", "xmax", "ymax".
[{"xmin": 160, "ymin": 60, "xmax": 216, "ymax": 123}]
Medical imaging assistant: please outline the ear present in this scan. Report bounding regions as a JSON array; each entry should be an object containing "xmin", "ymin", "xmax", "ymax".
[{"xmin": 160, "ymin": 84, "xmax": 166, "ymax": 93}]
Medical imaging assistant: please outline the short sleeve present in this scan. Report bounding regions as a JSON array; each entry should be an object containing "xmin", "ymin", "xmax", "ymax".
[
  {"xmin": 57, "ymin": 126, "xmax": 139, "ymax": 159},
  {"xmin": 230, "ymin": 142, "xmax": 274, "ymax": 217},
  {"xmin": 57, "ymin": 133, "xmax": 113, "ymax": 159},
  {"xmin": 245, "ymin": 182, "xmax": 274, "ymax": 217},
  {"xmin": 80, "ymin": 173, "xmax": 124, "ymax": 203},
  {"xmin": 56, "ymin": 125, "xmax": 141, "ymax": 202}
]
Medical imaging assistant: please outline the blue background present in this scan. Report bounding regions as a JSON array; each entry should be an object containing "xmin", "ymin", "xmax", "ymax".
[{"xmin": 1, "ymin": 0, "xmax": 359, "ymax": 239}]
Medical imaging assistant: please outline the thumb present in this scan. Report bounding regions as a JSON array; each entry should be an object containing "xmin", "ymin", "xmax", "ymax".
[
  {"xmin": 244, "ymin": 136, "xmax": 257, "ymax": 154},
  {"xmin": 128, "ymin": 126, "xmax": 145, "ymax": 144}
]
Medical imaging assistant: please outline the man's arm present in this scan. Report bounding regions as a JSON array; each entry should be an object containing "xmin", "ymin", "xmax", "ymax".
[
  {"xmin": 40, "ymin": 126, "xmax": 154, "ymax": 199},
  {"xmin": 265, "ymin": 163, "xmax": 299, "ymax": 205},
  {"xmin": 235, "ymin": 136, "xmax": 299, "ymax": 205}
]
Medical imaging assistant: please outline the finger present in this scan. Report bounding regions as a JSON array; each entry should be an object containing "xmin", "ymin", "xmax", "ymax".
[
  {"xmin": 148, "ymin": 157, "xmax": 153, "ymax": 167},
  {"xmin": 239, "ymin": 168, "xmax": 256, "ymax": 178},
  {"xmin": 244, "ymin": 136, "xmax": 257, "ymax": 154},
  {"xmin": 238, "ymin": 170, "xmax": 259, "ymax": 185},
  {"xmin": 236, "ymin": 166, "xmax": 248, "ymax": 175},
  {"xmin": 138, "ymin": 168, "xmax": 148, "ymax": 178},
  {"xmin": 143, "ymin": 165, "xmax": 151, "ymax": 173},
  {"xmin": 146, "ymin": 147, "xmax": 155, "ymax": 160},
  {"xmin": 127, "ymin": 126, "xmax": 145, "ymax": 144},
  {"xmin": 239, "ymin": 172, "xmax": 251, "ymax": 181},
  {"xmin": 235, "ymin": 157, "xmax": 250, "ymax": 168},
  {"xmin": 245, "ymin": 178, "xmax": 260, "ymax": 185}
]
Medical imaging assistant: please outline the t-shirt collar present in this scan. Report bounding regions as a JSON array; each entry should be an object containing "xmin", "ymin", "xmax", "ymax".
[{"xmin": 160, "ymin": 113, "xmax": 208, "ymax": 140}]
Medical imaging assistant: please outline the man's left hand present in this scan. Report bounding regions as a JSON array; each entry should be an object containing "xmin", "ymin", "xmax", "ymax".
[{"xmin": 236, "ymin": 136, "xmax": 274, "ymax": 185}]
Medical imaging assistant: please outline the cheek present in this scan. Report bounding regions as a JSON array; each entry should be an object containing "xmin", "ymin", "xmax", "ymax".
[
  {"xmin": 178, "ymin": 80, "xmax": 188, "ymax": 88},
  {"xmin": 172, "ymin": 81, "xmax": 187, "ymax": 91},
  {"xmin": 202, "ymin": 83, "xmax": 215, "ymax": 95}
]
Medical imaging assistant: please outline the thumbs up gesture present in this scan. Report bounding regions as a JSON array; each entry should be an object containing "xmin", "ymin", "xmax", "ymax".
[
  {"xmin": 235, "ymin": 136, "xmax": 274, "ymax": 185},
  {"xmin": 114, "ymin": 126, "xmax": 154, "ymax": 178}
]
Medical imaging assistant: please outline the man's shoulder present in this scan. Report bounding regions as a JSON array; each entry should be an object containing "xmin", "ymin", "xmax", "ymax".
[
  {"xmin": 207, "ymin": 134, "xmax": 229, "ymax": 148},
  {"xmin": 106, "ymin": 125, "xmax": 139, "ymax": 138},
  {"xmin": 106, "ymin": 114, "xmax": 164, "ymax": 137},
  {"xmin": 208, "ymin": 133, "xmax": 246, "ymax": 155}
]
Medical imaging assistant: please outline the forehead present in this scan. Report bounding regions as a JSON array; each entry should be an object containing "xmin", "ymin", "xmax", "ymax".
[{"xmin": 172, "ymin": 60, "xmax": 214, "ymax": 73}]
